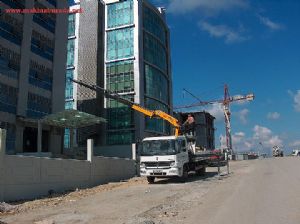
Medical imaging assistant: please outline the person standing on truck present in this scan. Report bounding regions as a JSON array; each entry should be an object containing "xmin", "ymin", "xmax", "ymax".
[{"xmin": 183, "ymin": 114, "xmax": 195, "ymax": 136}]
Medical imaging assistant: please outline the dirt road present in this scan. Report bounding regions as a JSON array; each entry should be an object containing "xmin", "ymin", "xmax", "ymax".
[{"xmin": 1, "ymin": 157, "xmax": 300, "ymax": 224}]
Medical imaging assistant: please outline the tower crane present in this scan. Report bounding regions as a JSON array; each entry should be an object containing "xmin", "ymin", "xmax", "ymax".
[{"xmin": 175, "ymin": 84, "xmax": 254, "ymax": 153}]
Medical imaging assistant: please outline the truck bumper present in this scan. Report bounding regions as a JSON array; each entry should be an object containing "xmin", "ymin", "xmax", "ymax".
[{"xmin": 140, "ymin": 167, "xmax": 182, "ymax": 177}]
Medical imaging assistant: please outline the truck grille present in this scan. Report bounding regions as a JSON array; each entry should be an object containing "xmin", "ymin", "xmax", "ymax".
[{"xmin": 144, "ymin": 161, "xmax": 171, "ymax": 168}]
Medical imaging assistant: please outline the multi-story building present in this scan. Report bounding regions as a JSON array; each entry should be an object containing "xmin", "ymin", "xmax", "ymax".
[
  {"xmin": 104, "ymin": 0, "xmax": 173, "ymax": 145},
  {"xmin": 0, "ymin": 0, "xmax": 68, "ymax": 154},
  {"xmin": 65, "ymin": 0, "xmax": 172, "ymax": 147},
  {"xmin": 64, "ymin": 0, "xmax": 105, "ymax": 147}
]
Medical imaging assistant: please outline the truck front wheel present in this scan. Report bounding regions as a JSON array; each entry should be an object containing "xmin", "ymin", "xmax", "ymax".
[
  {"xmin": 147, "ymin": 176, "xmax": 155, "ymax": 184},
  {"xmin": 180, "ymin": 166, "xmax": 189, "ymax": 183}
]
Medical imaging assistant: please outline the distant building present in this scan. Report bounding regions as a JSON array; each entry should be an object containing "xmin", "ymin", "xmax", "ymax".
[
  {"xmin": 0, "ymin": 0, "xmax": 68, "ymax": 154},
  {"xmin": 176, "ymin": 111, "xmax": 215, "ymax": 150},
  {"xmin": 103, "ymin": 0, "xmax": 173, "ymax": 145}
]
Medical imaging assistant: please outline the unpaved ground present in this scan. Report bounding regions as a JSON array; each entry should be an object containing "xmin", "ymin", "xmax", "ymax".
[{"xmin": 1, "ymin": 157, "xmax": 300, "ymax": 224}]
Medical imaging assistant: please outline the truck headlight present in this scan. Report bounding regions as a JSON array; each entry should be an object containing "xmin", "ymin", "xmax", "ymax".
[
  {"xmin": 170, "ymin": 161, "xmax": 175, "ymax": 167},
  {"xmin": 140, "ymin": 162, "xmax": 145, "ymax": 168}
]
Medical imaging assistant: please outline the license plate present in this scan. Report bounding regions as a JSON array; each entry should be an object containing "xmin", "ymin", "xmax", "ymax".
[{"xmin": 153, "ymin": 169, "xmax": 163, "ymax": 173}]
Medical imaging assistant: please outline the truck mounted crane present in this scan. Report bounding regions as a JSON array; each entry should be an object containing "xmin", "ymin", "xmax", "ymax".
[{"xmin": 71, "ymin": 79, "xmax": 213, "ymax": 183}]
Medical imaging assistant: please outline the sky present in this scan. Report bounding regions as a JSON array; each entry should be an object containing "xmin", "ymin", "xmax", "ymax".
[{"xmin": 150, "ymin": 0, "xmax": 300, "ymax": 154}]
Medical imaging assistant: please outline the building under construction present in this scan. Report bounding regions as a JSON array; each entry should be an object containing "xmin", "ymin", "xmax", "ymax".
[{"xmin": 176, "ymin": 111, "xmax": 215, "ymax": 151}]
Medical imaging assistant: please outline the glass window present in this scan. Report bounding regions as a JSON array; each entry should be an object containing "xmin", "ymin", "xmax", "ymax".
[
  {"xmin": 68, "ymin": 14, "xmax": 76, "ymax": 36},
  {"xmin": 143, "ymin": 32, "xmax": 167, "ymax": 72},
  {"xmin": 106, "ymin": 60, "xmax": 134, "ymax": 94},
  {"xmin": 107, "ymin": 28, "xmax": 134, "ymax": 61},
  {"xmin": 107, "ymin": 0, "xmax": 133, "ymax": 28},
  {"xmin": 66, "ymin": 39, "xmax": 75, "ymax": 67},
  {"xmin": 145, "ymin": 97, "xmax": 170, "ymax": 134},
  {"xmin": 143, "ymin": 5, "xmax": 167, "ymax": 45},
  {"xmin": 144, "ymin": 64, "xmax": 168, "ymax": 103}
]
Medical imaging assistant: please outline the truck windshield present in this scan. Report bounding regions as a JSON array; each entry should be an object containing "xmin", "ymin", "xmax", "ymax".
[{"xmin": 141, "ymin": 140, "xmax": 178, "ymax": 156}]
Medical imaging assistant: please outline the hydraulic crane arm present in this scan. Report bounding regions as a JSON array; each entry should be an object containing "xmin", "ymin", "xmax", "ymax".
[{"xmin": 71, "ymin": 79, "xmax": 180, "ymax": 136}]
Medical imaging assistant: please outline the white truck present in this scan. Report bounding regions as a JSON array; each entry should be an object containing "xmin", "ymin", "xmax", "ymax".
[
  {"xmin": 292, "ymin": 149, "xmax": 300, "ymax": 156},
  {"xmin": 139, "ymin": 135, "xmax": 210, "ymax": 183}
]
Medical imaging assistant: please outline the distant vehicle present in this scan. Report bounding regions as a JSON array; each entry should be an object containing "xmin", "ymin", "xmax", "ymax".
[
  {"xmin": 292, "ymin": 149, "xmax": 300, "ymax": 156},
  {"xmin": 272, "ymin": 146, "xmax": 283, "ymax": 157}
]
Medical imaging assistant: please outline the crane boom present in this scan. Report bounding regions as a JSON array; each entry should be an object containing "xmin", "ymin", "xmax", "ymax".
[{"xmin": 71, "ymin": 79, "xmax": 180, "ymax": 136}]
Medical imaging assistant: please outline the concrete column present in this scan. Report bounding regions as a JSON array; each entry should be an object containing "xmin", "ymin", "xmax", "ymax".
[
  {"xmin": 37, "ymin": 120, "xmax": 42, "ymax": 153},
  {"xmin": 132, "ymin": 143, "xmax": 136, "ymax": 160},
  {"xmin": 87, "ymin": 139, "xmax": 94, "ymax": 162},
  {"xmin": 0, "ymin": 129, "xmax": 7, "ymax": 202}
]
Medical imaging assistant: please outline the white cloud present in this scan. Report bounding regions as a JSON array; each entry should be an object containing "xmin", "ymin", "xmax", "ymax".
[
  {"xmin": 292, "ymin": 90, "xmax": 300, "ymax": 112},
  {"xmin": 219, "ymin": 132, "xmax": 253, "ymax": 152},
  {"xmin": 218, "ymin": 125, "xmax": 283, "ymax": 152},
  {"xmin": 267, "ymin": 112, "xmax": 280, "ymax": 120},
  {"xmin": 198, "ymin": 21, "xmax": 249, "ymax": 44},
  {"xmin": 258, "ymin": 15, "xmax": 284, "ymax": 31},
  {"xmin": 290, "ymin": 140, "xmax": 300, "ymax": 148},
  {"xmin": 168, "ymin": 0, "xmax": 249, "ymax": 15},
  {"xmin": 253, "ymin": 125, "xmax": 282, "ymax": 148},
  {"xmin": 205, "ymin": 104, "xmax": 224, "ymax": 123},
  {"xmin": 236, "ymin": 109, "xmax": 249, "ymax": 124}
]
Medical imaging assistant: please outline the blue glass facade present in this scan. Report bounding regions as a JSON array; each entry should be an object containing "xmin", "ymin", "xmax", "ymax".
[
  {"xmin": 28, "ymin": 61, "xmax": 53, "ymax": 91},
  {"xmin": 0, "ymin": 0, "xmax": 25, "ymax": 9},
  {"xmin": 107, "ymin": 28, "xmax": 134, "ymax": 61},
  {"xmin": 106, "ymin": 0, "xmax": 136, "ymax": 145},
  {"xmin": 64, "ymin": 13, "xmax": 77, "ymax": 148},
  {"xmin": 33, "ymin": 1, "xmax": 56, "ymax": 33},
  {"xmin": 143, "ymin": 4, "xmax": 170, "ymax": 134},
  {"xmin": 65, "ymin": 70, "xmax": 74, "ymax": 100},
  {"xmin": 27, "ymin": 93, "xmax": 51, "ymax": 119},
  {"xmin": 0, "ymin": 82, "xmax": 18, "ymax": 114},
  {"xmin": 107, "ymin": 0, "xmax": 133, "ymax": 28},
  {"xmin": 0, "ymin": 12, "xmax": 23, "ymax": 46},
  {"xmin": 31, "ymin": 31, "xmax": 54, "ymax": 61}
]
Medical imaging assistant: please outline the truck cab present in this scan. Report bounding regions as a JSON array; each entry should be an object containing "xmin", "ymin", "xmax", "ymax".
[
  {"xmin": 139, "ymin": 136, "xmax": 189, "ymax": 183},
  {"xmin": 139, "ymin": 135, "xmax": 209, "ymax": 183}
]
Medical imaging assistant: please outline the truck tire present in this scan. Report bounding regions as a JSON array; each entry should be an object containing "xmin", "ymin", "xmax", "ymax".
[
  {"xmin": 196, "ymin": 167, "xmax": 206, "ymax": 176},
  {"xmin": 147, "ymin": 176, "xmax": 155, "ymax": 184},
  {"xmin": 180, "ymin": 166, "xmax": 189, "ymax": 183}
]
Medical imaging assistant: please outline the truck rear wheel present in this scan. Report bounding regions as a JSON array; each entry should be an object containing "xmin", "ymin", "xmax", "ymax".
[
  {"xmin": 147, "ymin": 176, "xmax": 155, "ymax": 184},
  {"xmin": 196, "ymin": 167, "xmax": 206, "ymax": 176}
]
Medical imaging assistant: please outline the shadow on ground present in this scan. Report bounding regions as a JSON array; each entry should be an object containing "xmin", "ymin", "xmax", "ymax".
[{"xmin": 152, "ymin": 171, "xmax": 222, "ymax": 184}]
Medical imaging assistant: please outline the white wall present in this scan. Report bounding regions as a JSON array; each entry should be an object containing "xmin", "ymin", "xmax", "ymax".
[{"xmin": 0, "ymin": 130, "xmax": 136, "ymax": 202}]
